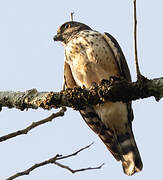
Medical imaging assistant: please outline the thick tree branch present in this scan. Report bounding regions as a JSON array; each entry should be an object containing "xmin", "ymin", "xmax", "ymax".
[
  {"xmin": 0, "ymin": 77, "xmax": 162, "ymax": 112},
  {"xmin": 7, "ymin": 143, "xmax": 104, "ymax": 180},
  {"xmin": 0, "ymin": 107, "xmax": 66, "ymax": 142}
]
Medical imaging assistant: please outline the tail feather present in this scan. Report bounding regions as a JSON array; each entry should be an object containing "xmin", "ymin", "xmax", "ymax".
[
  {"xmin": 104, "ymin": 127, "xmax": 143, "ymax": 175},
  {"xmin": 116, "ymin": 127, "xmax": 143, "ymax": 175},
  {"xmin": 99, "ymin": 127, "xmax": 143, "ymax": 176},
  {"xmin": 80, "ymin": 108, "xmax": 143, "ymax": 176}
]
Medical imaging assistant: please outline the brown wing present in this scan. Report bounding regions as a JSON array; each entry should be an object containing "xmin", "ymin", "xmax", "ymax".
[
  {"xmin": 64, "ymin": 61, "xmax": 77, "ymax": 88},
  {"xmin": 102, "ymin": 33, "xmax": 143, "ymax": 174},
  {"xmin": 103, "ymin": 33, "xmax": 131, "ymax": 81},
  {"xmin": 103, "ymin": 32, "xmax": 133, "ymax": 122}
]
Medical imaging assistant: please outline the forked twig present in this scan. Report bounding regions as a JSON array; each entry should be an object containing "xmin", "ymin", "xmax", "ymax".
[
  {"xmin": 133, "ymin": 0, "xmax": 141, "ymax": 78},
  {"xmin": 7, "ymin": 143, "xmax": 104, "ymax": 180},
  {"xmin": 53, "ymin": 161, "xmax": 104, "ymax": 174},
  {"xmin": 56, "ymin": 142, "xmax": 94, "ymax": 160}
]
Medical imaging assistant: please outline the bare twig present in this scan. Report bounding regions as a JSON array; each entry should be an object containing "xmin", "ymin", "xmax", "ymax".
[
  {"xmin": 133, "ymin": 0, "xmax": 141, "ymax": 78},
  {"xmin": 7, "ymin": 143, "xmax": 104, "ymax": 180},
  {"xmin": 70, "ymin": 12, "xmax": 74, "ymax": 21},
  {"xmin": 0, "ymin": 107, "xmax": 67, "ymax": 142},
  {"xmin": 57, "ymin": 142, "xmax": 94, "ymax": 160},
  {"xmin": 6, "ymin": 155, "xmax": 59, "ymax": 180},
  {"xmin": 53, "ymin": 161, "xmax": 104, "ymax": 174}
]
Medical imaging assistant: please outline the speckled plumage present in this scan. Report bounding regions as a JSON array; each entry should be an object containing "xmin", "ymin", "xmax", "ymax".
[{"xmin": 54, "ymin": 21, "xmax": 143, "ymax": 176}]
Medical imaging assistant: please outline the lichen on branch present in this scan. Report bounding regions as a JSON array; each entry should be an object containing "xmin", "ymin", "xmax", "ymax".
[{"xmin": 0, "ymin": 76, "xmax": 162, "ymax": 111}]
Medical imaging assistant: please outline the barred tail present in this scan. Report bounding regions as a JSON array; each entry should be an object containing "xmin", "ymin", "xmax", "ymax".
[
  {"xmin": 80, "ymin": 108, "xmax": 143, "ymax": 176},
  {"xmin": 117, "ymin": 126, "xmax": 143, "ymax": 175}
]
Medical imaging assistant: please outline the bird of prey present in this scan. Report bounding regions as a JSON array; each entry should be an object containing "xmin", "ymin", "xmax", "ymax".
[{"xmin": 54, "ymin": 21, "xmax": 143, "ymax": 176}]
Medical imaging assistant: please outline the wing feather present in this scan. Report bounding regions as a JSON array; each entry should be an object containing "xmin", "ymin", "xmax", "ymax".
[
  {"xmin": 103, "ymin": 32, "xmax": 133, "ymax": 122},
  {"xmin": 64, "ymin": 61, "xmax": 77, "ymax": 88},
  {"xmin": 103, "ymin": 32, "xmax": 131, "ymax": 81}
]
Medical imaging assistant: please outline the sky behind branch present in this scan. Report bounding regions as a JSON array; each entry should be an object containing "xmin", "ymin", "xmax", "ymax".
[{"xmin": 0, "ymin": 0, "xmax": 163, "ymax": 179}]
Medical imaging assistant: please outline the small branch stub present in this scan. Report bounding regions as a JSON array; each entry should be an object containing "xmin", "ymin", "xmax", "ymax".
[{"xmin": 70, "ymin": 12, "xmax": 74, "ymax": 21}]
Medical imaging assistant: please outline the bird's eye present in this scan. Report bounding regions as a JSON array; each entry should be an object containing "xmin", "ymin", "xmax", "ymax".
[{"xmin": 64, "ymin": 24, "xmax": 71, "ymax": 29}]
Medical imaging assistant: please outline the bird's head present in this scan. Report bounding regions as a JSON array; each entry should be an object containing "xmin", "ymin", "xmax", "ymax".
[{"xmin": 53, "ymin": 21, "xmax": 91, "ymax": 45}]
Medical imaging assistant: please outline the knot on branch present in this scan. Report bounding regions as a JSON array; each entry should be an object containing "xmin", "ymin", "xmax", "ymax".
[
  {"xmin": 98, "ymin": 76, "xmax": 152, "ymax": 102},
  {"xmin": 97, "ymin": 77, "xmax": 135, "ymax": 102},
  {"xmin": 136, "ymin": 75, "xmax": 160, "ymax": 101}
]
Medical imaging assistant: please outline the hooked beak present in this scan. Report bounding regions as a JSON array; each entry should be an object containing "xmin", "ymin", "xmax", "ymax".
[{"xmin": 53, "ymin": 33, "xmax": 63, "ymax": 42}]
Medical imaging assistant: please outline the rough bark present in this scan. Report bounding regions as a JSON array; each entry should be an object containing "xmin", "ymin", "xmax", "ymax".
[{"xmin": 0, "ymin": 76, "xmax": 162, "ymax": 111}]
